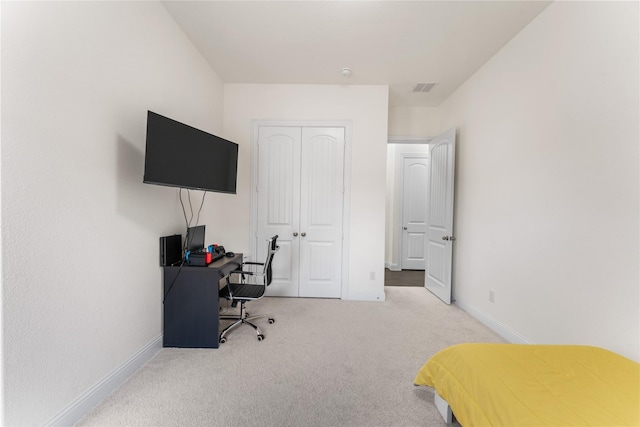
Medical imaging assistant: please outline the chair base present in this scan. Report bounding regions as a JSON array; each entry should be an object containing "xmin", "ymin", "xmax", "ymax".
[{"xmin": 219, "ymin": 301, "xmax": 274, "ymax": 343}]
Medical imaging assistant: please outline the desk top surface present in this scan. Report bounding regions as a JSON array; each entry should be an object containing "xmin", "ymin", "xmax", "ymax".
[
  {"xmin": 164, "ymin": 253, "xmax": 243, "ymax": 270},
  {"xmin": 209, "ymin": 253, "xmax": 242, "ymax": 268}
]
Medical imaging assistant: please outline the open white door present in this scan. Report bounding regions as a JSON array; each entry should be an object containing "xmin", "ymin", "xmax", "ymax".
[{"xmin": 425, "ymin": 128, "xmax": 456, "ymax": 304}]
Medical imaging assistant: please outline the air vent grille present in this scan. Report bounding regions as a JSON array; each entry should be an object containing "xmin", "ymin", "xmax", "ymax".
[{"xmin": 412, "ymin": 82, "xmax": 437, "ymax": 93}]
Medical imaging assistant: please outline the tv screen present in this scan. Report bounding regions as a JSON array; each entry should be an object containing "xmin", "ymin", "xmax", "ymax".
[{"xmin": 143, "ymin": 111, "xmax": 238, "ymax": 193}]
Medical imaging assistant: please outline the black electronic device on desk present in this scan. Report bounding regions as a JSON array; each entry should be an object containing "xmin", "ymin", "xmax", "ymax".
[
  {"xmin": 210, "ymin": 244, "xmax": 226, "ymax": 260},
  {"xmin": 161, "ymin": 226, "xmax": 224, "ymax": 267},
  {"xmin": 185, "ymin": 244, "xmax": 226, "ymax": 266},
  {"xmin": 184, "ymin": 225, "xmax": 215, "ymax": 266},
  {"xmin": 185, "ymin": 251, "xmax": 209, "ymax": 267},
  {"xmin": 185, "ymin": 225, "xmax": 206, "ymax": 252},
  {"xmin": 159, "ymin": 234, "xmax": 182, "ymax": 267}
]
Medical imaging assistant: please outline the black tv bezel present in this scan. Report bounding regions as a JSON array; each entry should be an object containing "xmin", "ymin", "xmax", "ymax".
[{"xmin": 143, "ymin": 111, "xmax": 238, "ymax": 194}]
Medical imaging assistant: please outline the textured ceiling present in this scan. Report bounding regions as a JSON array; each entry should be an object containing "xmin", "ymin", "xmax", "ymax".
[{"xmin": 163, "ymin": 1, "xmax": 551, "ymax": 107}]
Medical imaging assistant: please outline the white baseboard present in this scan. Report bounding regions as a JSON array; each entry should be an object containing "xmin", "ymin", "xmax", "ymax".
[
  {"xmin": 454, "ymin": 300, "xmax": 531, "ymax": 344},
  {"xmin": 45, "ymin": 335, "xmax": 163, "ymax": 427},
  {"xmin": 385, "ymin": 262, "xmax": 401, "ymax": 271},
  {"xmin": 343, "ymin": 291, "xmax": 386, "ymax": 302}
]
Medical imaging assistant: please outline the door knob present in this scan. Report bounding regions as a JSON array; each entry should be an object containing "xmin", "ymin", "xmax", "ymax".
[
  {"xmin": 403, "ymin": 227, "xmax": 408, "ymax": 230},
  {"xmin": 293, "ymin": 232, "xmax": 298, "ymax": 237},
  {"xmin": 442, "ymin": 236, "xmax": 449, "ymax": 241},
  {"xmin": 301, "ymin": 232, "xmax": 306, "ymax": 237}
]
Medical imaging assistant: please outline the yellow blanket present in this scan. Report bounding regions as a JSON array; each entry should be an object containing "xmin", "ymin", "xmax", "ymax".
[{"xmin": 414, "ymin": 343, "xmax": 640, "ymax": 427}]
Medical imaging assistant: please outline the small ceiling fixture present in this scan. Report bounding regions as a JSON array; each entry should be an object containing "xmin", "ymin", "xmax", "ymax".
[{"xmin": 341, "ymin": 67, "xmax": 352, "ymax": 77}]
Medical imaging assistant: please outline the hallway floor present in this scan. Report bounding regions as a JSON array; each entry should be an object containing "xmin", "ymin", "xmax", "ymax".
[{"xmin": 384, "ymin": 269, "xmax": 425, "ymax": 287}]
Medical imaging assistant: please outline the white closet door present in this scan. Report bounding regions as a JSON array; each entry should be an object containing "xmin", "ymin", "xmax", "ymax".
[
  {"xmin": 256, "ymin": 126, "xmax": 301, "ymax": 297},
  {"xmin": 256, "ymin": 125, "xmax": 345, "ymax": 298},
  {"xmin": 298, "ymin": 127, "xmax": 345, "ymax": 298}
]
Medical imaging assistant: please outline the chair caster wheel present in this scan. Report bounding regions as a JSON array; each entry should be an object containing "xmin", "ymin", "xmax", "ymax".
[
  {"xmin": 257, "ymin": 334, "xmax": 265, "ymax": 341},
  {"xmin": 268, "ymin": 318, "xmax": 275, "ymax": 324},
  {"xmin": 219, "ymin": 337, "xmax": 227, "ymax": 344}
]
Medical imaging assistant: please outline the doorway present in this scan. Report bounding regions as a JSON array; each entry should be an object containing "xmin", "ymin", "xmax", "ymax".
[
  {"xmin": 385, "ymin": 130, "xmax": 457, "ymax": 302},
  {"xmin": 385, "ymin": 137, "xmax": 431, "ymax": 276}
]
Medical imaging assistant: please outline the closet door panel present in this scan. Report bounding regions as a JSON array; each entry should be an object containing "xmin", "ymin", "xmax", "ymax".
[
  {"xmin": 299, "ymin": 127, "xmax": 345, "ymax": 298},
  {"xmin": 256, "ymin": 126, "xmax": 301, "ymax": 297}
]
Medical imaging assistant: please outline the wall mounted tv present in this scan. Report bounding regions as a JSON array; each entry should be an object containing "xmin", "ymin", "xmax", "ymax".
[{"xmin": 143, "ymin": 111, "xmax": 238, "ymax": 194}]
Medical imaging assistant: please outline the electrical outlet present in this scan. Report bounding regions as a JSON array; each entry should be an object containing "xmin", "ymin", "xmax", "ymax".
[
  {"xmin": 369, "ymin": 271, "xmax": 376, "ymax": 280},
  {"xmin": 489, "ymin": 290, "xmax": 495, "ymax": 303}
]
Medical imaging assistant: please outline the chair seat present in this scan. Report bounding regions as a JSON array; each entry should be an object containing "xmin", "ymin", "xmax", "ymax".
[{"xmin": 220, "ymin": 283, "xmax": 265, "ymax": 300}]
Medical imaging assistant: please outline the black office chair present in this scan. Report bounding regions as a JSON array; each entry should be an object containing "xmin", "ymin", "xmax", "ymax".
[{"xmin": 218, "ymin": 235, "xmax": 279, "ymax": 343}]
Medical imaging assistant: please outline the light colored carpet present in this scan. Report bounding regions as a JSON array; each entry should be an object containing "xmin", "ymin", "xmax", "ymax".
[{"xmin": 77, "ymin": 287, "xmax": 504, "ymax": 426}]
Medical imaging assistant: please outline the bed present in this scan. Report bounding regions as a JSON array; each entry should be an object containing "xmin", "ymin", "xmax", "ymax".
[{"xmin": 414, "ymin": 343, "xmax": 640, "ymax": 426}]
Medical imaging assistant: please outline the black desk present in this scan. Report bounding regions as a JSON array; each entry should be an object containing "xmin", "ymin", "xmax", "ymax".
[{"xmin": 163, "ymin": 253, "xmax": 242, "ymax": 348}]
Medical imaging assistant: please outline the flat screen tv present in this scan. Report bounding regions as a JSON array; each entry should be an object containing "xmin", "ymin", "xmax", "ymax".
[{"xmin": 143, "ymin": 111, "xmax": 238, "ymax": 193}]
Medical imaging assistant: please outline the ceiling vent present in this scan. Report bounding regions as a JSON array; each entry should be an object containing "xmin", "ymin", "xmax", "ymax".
[{"xmin": 412, "ymin": 82, "xmax": 437, "ymax": 93}]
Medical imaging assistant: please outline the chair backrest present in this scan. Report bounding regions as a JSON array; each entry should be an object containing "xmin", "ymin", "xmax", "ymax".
[{"xmin": 263, "ymin": 235, "xmax": 279, "ymax": 286}]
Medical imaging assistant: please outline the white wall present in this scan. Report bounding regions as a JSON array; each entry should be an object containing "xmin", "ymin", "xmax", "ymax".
[
  {"xmin": 388, "ymin": 106, "xmax": 441, "ymax": 137},
  {"xmin": 223, "ymin": 84, "xmax": 389, "ymax": 300},
  {"xmin": 439, "ymin": 1, "xmax": 639, "ymax": 361},
  {"xmin": 1, "ymin": 2, "xmax": 224, "ymax": 424}
]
